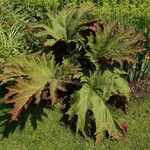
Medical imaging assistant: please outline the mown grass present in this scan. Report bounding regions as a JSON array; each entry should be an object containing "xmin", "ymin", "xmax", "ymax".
[{"xmin": 0, "ymin": 99, "xmax": 150, "ymax": 150}]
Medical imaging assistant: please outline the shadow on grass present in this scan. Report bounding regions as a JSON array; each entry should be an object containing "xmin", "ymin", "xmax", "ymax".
[
  {"xmin": 0, "ymin": 83, "xmax": 79, "ymax": 139},
  {"xmin": 0, "ymin": 101, "xmax": 52, "ymax": 139}
]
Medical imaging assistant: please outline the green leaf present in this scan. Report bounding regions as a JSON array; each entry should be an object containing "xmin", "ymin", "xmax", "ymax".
[
  {"xmin": 44, "ymin": 39, "xmax": 56, "ymax": 46},
  {"xmin": 67, "ymin": 69, "xmax": 130, "ymax": 142},
  {"xmin": 67, "ymin": 83, "xmax": 121, "ymax": 142},
  {"xmin": 86, "ymin": 21, "xmax": 146, "ymax": 67},
  {"xmin": 0, "ymin": 53, "xmax": 81, "ymax": 121},
  {"xmin": 34, "ymin": 6, "xmax": 92, "ymax": 46}
]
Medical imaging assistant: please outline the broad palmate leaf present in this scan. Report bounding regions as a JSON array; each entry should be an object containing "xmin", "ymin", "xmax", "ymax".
[
  {"xmin": 67, "ymin": 69, "xmax": 130, "ymax": 142},
  {"xmin": 0, "ymin": 53, "xmax": 81, "ymax": 121},
  {"xmin": 86, "ymin": 21, "xmax": 146, "ymax": 67},
  {"xmin": 35, "ymin": 5, "xmax": 93, "ymax": 46}
]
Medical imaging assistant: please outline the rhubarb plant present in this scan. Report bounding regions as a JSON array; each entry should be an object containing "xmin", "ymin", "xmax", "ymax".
[{"xmin": 0, "ymin": 4, "xmax": 147, "ymax": 143}]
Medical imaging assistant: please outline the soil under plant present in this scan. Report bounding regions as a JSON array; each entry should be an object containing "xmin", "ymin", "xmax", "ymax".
[{"xmin": 130, "ymin": 77, "xmax": 150, "ymax": 99}]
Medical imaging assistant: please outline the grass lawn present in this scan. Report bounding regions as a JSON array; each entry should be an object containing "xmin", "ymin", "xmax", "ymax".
[{"xmin": 0, "ymin": 99, "xmax": 150, "ymax": 150}]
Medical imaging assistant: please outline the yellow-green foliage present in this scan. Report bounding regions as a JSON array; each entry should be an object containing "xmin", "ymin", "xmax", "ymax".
[
  {"xmin": 86, "ymin": 21, "xmax": 146, "ymax": 68},
  {"xmin": 35, "ymin": 5, "xmax": 92, "ymax": 46},
  {"xmin": 93, "ymin": 0, "xmax": 150, "ymax": 30},
  {"xmin": 67, "ymin": 69, "xmax": 130, "ymax": 142},
  {"xmin": 0, "ymin": 53, "xmax": 81, "ymax": 121},
  {"xmin": 0, "ymin": 24, "xmax": 25, "ymax": 63}
]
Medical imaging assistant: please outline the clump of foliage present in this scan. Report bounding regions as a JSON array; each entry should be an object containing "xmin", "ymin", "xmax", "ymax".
[
  {"xmin": 92, "ymin": 0, "xmax": 150, "ymax": 31},
  {"xmin": 127, "ymin": 52, "xmax": 150, "ymax": 82},
  {"xmin": 0, "ymin": 24, "xmax": 26, "ymax": 63},
  {"xmin": 0, "ymin": 0, "xmax": 27, "ymax": 28},
  {"xmin": 0, "ymin": 3, "xmax": 148, "ymax": 144},
  {"xmin": 0, "ymin": 0, "xmax": 28, "ymax": 63},
  {"xmin": 128, "ymin": 52, "xmax": 150, "ymax": 99}
]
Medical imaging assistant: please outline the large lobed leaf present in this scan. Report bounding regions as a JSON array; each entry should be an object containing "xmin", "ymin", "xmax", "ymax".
[
  {"xmin": 67, "ymin": 69, "xmax": 130, "ymax": 142},
  {"xmin": 86, "ymin": 21, "xmax": 146, "ymax": 67},
  {"xmin": 34, "ymin": 5, "xmax": 93, "ymax": 46},
  {"xmin": 0, "ymin": 53, "xmax": 81, "ymax": 121}
]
